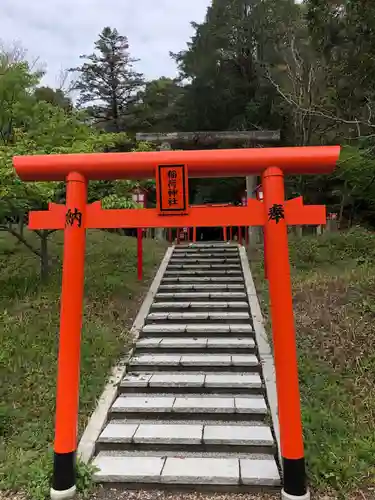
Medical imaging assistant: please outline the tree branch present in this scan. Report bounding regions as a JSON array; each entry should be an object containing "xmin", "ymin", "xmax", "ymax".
[
  {"xmin": 266, "ymin": 69, "xmax": 375, "ymax": 129},
  {"xmin": 0, "ymin": 225, "xmax": 42, "ymax": 258}
]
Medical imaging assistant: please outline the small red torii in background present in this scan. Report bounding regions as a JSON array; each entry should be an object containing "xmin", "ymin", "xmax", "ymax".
[{"xmin": 13, "ymin": 145, "xmax": 340, "ymax": 500}]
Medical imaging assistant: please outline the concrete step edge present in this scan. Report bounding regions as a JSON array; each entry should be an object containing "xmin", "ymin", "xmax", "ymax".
[
  {"xmin": 92, "ymin": 452, "xmax": 281, "ymax": 486},
  {"xmin": 151, "ymin": 301, "xmax": 249, "ymax": 308},
  {"xmin": 135, "ymin": 337, "xmax": 256, "ymax": 348},
  {"xmin": 97, "ymin": 422, "xmax": 276, "ymax": 450},
  {"xmin": 110, "ymin": 394, "xmax": 268, "ymax": 416},
  {"xmin": 158, "ymin": 285, "xmax": 245, "ymax": 290},
  {"xmin": 167, "ymin": 264, "xmax": 242, "ymax": 268},
  {"xmin": 161, "ymin": 279, "xmax": 244, "ymax": 283},
  {"xmin": 165, "ymin": 272, "xmax": 244, "ymax": 275},
  {"xmin": 147, "ymin": 312, "xmax": 250, "ymax": 318},
  {"xmin": 121, "ymin": 372, "xmax": 263, "ymax": 390},
  {"xmin": 141, "ymin": 324, "xmax": 253, "ymax": 334},
  {"xmin": 155, "ymin": 292, "xmax": 247, "ymax": 296},
  {"xmin": 129, "ymin": 354, "xmax": 260, "ymax": 369}
]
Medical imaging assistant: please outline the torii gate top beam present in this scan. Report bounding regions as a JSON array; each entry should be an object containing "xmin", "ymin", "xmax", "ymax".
[{"xmin": 13, "ymin": 145, "xmax": 340, "ymax": 182}]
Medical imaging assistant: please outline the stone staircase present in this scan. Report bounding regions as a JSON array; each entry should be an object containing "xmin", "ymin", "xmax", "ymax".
[{"xmin": 92, "ymin": 243, "xmax": 280, "ymax": 490}]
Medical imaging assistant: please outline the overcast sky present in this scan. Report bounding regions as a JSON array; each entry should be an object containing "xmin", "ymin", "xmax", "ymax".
[{"xmin": 0, "ymin": 0, "xmax": 210, "ymax": 88}]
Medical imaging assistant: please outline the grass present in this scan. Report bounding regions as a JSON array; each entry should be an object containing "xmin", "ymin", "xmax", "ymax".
[
  {"xmin": 250, "ymin": 227, "xmax": 375, "ymax": 498},
  {"xmin": 0, "ymin": 229, "xmax": 167, "ymax": 499}
]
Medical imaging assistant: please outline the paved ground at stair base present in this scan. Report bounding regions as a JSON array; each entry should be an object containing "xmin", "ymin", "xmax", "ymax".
[
  {"xmin": 88, "ymin": 488, "xmax": 373, "ymax": 500},
  {"xmin": 91, "ymin": 489, "xmax": 280, "ymax": 500},
  {"xmin": 1, "ymin": 490, "xmax": 371, "ymax": 500}
]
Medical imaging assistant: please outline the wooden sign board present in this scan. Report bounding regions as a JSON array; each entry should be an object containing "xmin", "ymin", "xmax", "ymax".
[{"xmin": 156, "ymin": 164, "xmax": 189, "ymax": 215}]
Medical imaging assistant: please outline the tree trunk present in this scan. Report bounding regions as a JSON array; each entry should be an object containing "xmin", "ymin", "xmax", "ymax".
[
  {"xmin": 155, "ymin": 228, "xmax": 164, "ymax": 241},
  {"xmin": 40, "ymin": 230, "xmax": 49, "ymax": 283},
  {"xmin": 327, "ymin": 219, "xmax": 338, "ymax": 232},
  {"xmin": 348, "ymin": 204, "xmax": 356, "ymax": 228},
  {"xmin": 338, "ymin": 194, "xmax": 346, "ymax": 230},
  {"xmin": 15, "ymin": 215, "xmax": 25, "ymax": 244},
  {"xmin": 19, "ymin": 215, "xmax": 24, "ymax": 237}
]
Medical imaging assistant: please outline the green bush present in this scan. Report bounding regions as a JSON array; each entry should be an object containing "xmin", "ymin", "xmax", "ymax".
[{"xmin": 288, "ymin": 228, "xmax": 375, "ymax": 270}]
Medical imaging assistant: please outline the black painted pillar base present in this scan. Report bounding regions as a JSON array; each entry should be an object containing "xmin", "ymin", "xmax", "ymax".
[
  {"xmin": 282, "ymin": 457, "xmax": 309, "ymax": 499},
  {"xmin": 50, "ymin": 451, "xmax": 76, "ymax": 499}
]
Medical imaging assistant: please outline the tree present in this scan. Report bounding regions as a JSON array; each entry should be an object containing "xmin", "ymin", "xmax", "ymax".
[
  {"xmin": 253, "ymin": 1, "xmax": 324, "ymax": 145},
  {"xmin": 330, "ymin": 146, "xmax": 375, "ymax": 228},
  {"xmin": 172, "ymin": 0, "xmax": 292, "ymax": 133},
  {"xmin": 1, "ymin": 116, "xmax": 151, "ymax": 280},
  {"xmin": 0, "ymin": 57, "xmax": 42, "ymax": 144},
  {"xmin": 0, "ymin": 51, "xmax": 146, "ymax": 280},
  {"xmin": 133, "ymin": 77, "xmax": 184, "ymax": 132},
  {"xmin": 34, "ymin": 86, "xmax": 72, "ymax": 111},
  {"xmin": 70, "ymin": 27, "xmax": 144, "ymax": 132},
  {"xmin": 0, "ymin": 104, "xmax": 122, "ymax": 281},
  {"xmin": 281, "ymin": 1, "xmax": 375, "ymax": 140}
]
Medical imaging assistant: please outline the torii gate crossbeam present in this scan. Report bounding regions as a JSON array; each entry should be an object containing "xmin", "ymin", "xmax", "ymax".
[{"xmin": 14, "ymin": 146, "xmax": 338, "ymax": 181}]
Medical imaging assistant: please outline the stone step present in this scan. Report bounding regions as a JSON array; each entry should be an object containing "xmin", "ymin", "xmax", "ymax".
[
  {"xmin": 172, "ymin": 253, "xmax": 239, "ymax": 259},
  {"xmin": 173, "ymin": 247, "xmax": 239, "ymax": 252},
  {"xmin": 169, "ymin": 257, "xmax": 241, "ymax": 266},
  {"xmin": 176, "ymin": 243, "xmax": 239, "ymax": 248},
  {"xmin": 92, "ymin": 452, "xmax": 280, "ymax": 487},
  {"xmin": 174, "ymin": 250, "xmax": 231, "ymax": 254},
  {"xmin": 174, "ymin": 247, "xmax": 238, "ymax": 252},
  {"xmin": 128, "ymin": 353, "xmax": 260, "ymax": 372},
  {"xmin": 150, "ymin": 302, "xmax": 249, "ymax": 312},
  {"xmin": 136, "ymin": 337, "xmax": 255, "ymax": 348},
  {"xmin": 165, "ymin": 270, "xmax": 242, "ymax": 276},
  {"xmin": 162, "ymin": 277, "xmax": 243, "ymax": 283},
  {"xmin": 175, "ymin": 241, "xmax": 238, "ymax": 248},
  {"xmin": 105, "ymin": 417, "xmax": 270, "ymax": 426},
  {"xmin": 109, "ymin": 395, "xmax": 268, "ymax": 421},
  {"xmin": 145, "ymin": 312, "xmax": 250, "ymax": 324},
  {"xmin": 155, "ymin": 292, "xmax": 247, "ymax": 301},
  {"xmin": 158, "ymin": 283, "xmax": 245, "ymax": 291},
  {"xmin": 141, "ymin": 324, "xmax": 253, "ymax": 338},
  {"xmin": 135, "ymin": 337, "xmax": 256, "ymax": 354},
  {"xmin": 172, "ymin": 250, "xmax": 240, "ymax": 254},
  {"xmin": 97, "ymin": 422, "xmax": 275, "ymax": 454},
  {"xmin": 168, "ymin": 264, "xmax": 241, "ymax": 270},
  {"xmin": 120, "ymin": 372, "xmax": 262, "ymax": 394},
  {"xmin": 168, "ymin": 263, "xmax": 241, "ymax": 266}
]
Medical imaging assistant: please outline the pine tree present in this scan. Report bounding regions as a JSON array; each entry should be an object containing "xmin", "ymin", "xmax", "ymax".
[{"xmin": 70, "ymin": 27, "xmax": 144, "ymax": 132}]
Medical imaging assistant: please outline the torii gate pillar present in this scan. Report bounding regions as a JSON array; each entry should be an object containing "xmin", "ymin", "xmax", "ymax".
[
  {"xmin": 52, "ymin": 172, "xmax": 87, "ymax": 496},
  {"xmin": 263, "ymin": 167, "xmax": 307, "ymax": 497}
]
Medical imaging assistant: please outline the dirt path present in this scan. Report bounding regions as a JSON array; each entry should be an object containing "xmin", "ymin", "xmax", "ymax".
[
  {"xmin": 90, "ymin": 490, "xmax": 280, "ymax": 500},
  {"xmin": 1, "ymin": 487, "xmax": 373, "ymax": 500},
  {"xmin": 89, "ymin": 487, "xmax": 374, "ymax": 500}
]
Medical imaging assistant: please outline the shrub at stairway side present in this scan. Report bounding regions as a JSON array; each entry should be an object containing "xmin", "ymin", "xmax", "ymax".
[
  {"xmin": 0, "ymin": 230, "xmax": 167, "ymax": 499},
  {"xmin": 250, "ymin": 228, "xmax": 375, "ymax": 498}
]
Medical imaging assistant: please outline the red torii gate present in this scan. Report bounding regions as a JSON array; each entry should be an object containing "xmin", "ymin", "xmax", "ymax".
[
  {"xmin": 171, "ymin": 203, "xmax": 243, "ymax": 244},
  {"xmin": 13, "ymin": 146, "xmax": 340, "ymax": 500},
  {"xmin": 190, "ymin": 203, "xmax": 239, "ymax": 243}
]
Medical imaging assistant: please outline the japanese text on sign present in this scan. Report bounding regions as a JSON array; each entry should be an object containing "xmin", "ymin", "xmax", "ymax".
[
  {"xmin": 167, "ymin": 169, "xmax": 178, "ymax": 206},
  {"xmin": 157, "ymin": 164, "xmax": 188, "ymax": 214},
  {"xmin": 65, "ymin": 208, "xmax": 83, "ymax": 228},
  {"xmin": 268, "ymin": 204, "xmax": 285, "ymax": 224}
]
